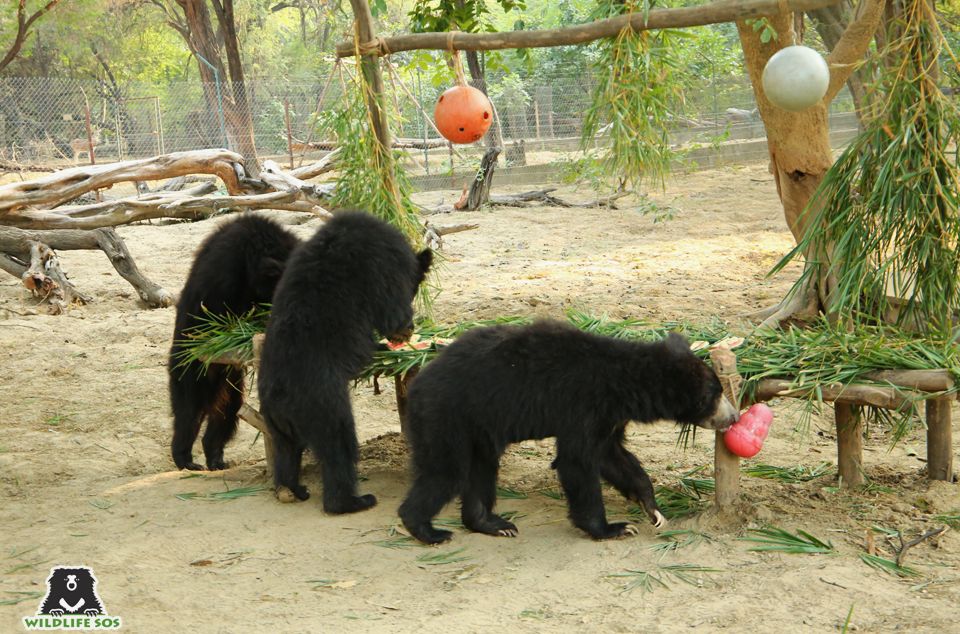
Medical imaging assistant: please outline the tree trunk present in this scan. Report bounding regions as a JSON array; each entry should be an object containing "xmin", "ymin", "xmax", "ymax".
[
  {"xmin": 809, "ymin": 2, "xmax": 876, "ymax": 126},
  {"xmin": 736, "ymin": 0, "xmax": 885, "ymax": 325},
  {"xmin": 210, "ymin": 0, "xmax": 259, "ymax": 175},
  {"xmin": 173, "ymin": 0, "xmax": 258, "ymax": 171}
]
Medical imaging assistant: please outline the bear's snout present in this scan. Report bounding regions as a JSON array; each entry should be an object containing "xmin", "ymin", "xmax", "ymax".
[
  {"xmin": 66, "ymin": 575, "xmax": 78, "ymax": 592},
  {"xmin": 703, "ymin": 395, "xmax": 738, "ymax": 431}
]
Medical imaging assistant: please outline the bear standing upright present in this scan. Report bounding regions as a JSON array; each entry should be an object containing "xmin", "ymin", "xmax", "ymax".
[
  {"xmin": 399, "ymin": 320, "xmax": 739, "ymax": 544},
  {"xmin": 169, "ymin": 214, "xmax": 300, "ymax": 471},
  {"xmin": 258, "ymin": 211, "xmax": 432, "ymax": 513}
]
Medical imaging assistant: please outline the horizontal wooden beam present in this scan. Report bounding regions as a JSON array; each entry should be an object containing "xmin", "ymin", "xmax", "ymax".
[
  {"xmin": 335, "ymin": 0, "xmax": 844, "ymax": 58},
  {"xmin": 754, "ymin": 379, "xmax": 916, "ymax": 410}
]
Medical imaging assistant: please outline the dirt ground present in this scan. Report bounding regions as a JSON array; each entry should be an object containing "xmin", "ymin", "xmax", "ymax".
[{"xmin": 1, "ymin": 162, "xmax": 958, "ymax": 633}]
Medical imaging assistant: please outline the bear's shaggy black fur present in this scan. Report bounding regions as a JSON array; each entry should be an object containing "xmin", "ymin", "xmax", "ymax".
[
  {"xmin": 169, "ymin": 214, "xmax": 300, "ymax": 471},
  {"xmin": 39, "ymin": 567, "xmax": 104, "ymax": 616},
  {"xmin": 398, "ymin": 320, "xmax": 739, "ymax": 543},
  {"xmin": 258, "ymin": 211, "xmax": 432, "ymax": 514}
]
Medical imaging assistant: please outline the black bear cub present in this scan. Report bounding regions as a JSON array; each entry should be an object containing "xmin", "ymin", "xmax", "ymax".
[
  {"xmin": 399, "ymin": 320, "xmax": 739, "ymax": 543},
  {"xmin": 258, "ymin": 211, "xmax": 432, "ymax": 514},
  {"xmin": 169, "ymin": 214, "xmax": 300, "ymax": 471}
]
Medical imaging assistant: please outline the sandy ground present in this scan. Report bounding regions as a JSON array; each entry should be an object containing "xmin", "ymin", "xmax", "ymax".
[{"xmin": 1, "ymin": 162, "xmax": 958, "ymax": 633}]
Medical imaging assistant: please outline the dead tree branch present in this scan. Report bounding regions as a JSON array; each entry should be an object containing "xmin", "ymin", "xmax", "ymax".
[{"xmin": 0, "ymin": 226, "xmax": 174, "ymax": 308}]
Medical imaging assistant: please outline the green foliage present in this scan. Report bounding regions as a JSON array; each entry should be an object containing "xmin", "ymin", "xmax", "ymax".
[
  {"xmin": 175, "ymin": 485, "xmax": 269, "ymax": 502},
  {"xmin": 773, "ymin": 2, "xmax": 960, "ymax": 332},
  {"xmin": 608, "ymin": 563, "xmax": 721, "ymax": 594},
  {"xmin": 745, "ymin": 17, "xmax": 779, "ymax": 44},
  {"xmin": 171, "ymin": 305, "xmax": 270, "ymax": 373},
  {"xmin": 581, "ymin": 0, "xmax": 685, "ymax": 192},
  {"xmin": 319, "ymin": 69, "xmax": 423, "ymax": 249},
  {"xmin": 739, "ymin": 527, "xmax": 836, "ymax": 554},
  {"xmin": 175, "ymin": 309, "xmax": 960, "ymax": 449},
  {"xmin": 742, "ymin": 462, "xmax": 834, "ymax": 483},
  {"xmin": 859, "ymin": 553, "xmax": 920, "ymax": 578},
  {"xmin": 408, "ymin": 0, "xmax": 527, "ymax": 34}
]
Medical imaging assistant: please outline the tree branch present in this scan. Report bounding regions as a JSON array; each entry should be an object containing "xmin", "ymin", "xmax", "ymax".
[
  {"xmin": 335, "ymin": 0, "xmax": 844, "ymax": 57},
  {"xmin": 824, "ymin": 0, "xmax": 886, "ymax": 102},
  {"xmin": 0, "ymin": 0, "xmax": 64, "ymax": 73}
]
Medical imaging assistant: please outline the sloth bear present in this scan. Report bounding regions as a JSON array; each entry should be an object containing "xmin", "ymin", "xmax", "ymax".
[
  {"xmin": 39, "ymin": 567, "xmax": 104, "ymax": 617},
  {"xmin": 398, "ymin": 320, "xmax": 739, "ymax": 543},
  {"xmin": 169, "ymin": 214, "xmax": 300, "ymax": 471},
  {"xmin": 258, "ymin": 211, "xmax": 432, "ymax": 513}
]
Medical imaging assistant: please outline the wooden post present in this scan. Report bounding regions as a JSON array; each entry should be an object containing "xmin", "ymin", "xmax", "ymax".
[
  {"xmin": 83, "ymin": 103, "xmax": 96, "ymax": 166},
  {"xmin": 348, "ymin": 0, "xmax": 394, "ymax": 173},
  {"xmin": 926, "ymin": 398, "xmax": 954, "ymax": 481},
  {"xmin": 238, "ymin": 403, "xmax": 274, "ymax": 478},
  {"xmin": 394, "ymin": 366, "xmax": 420, "ymax": 436},
  {"xmin": 710, "ymin": 347, "xmax": 741, "ymax": 509},
  {"xmin": 835, "ymin": 403, "xmax": 864, "ymax": 487},
  {"xmin": 284, "ymin": 98, "xmax": 294, "ymax": 169}
]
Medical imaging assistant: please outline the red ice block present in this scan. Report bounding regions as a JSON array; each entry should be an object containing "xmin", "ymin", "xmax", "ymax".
[{"xmin": 723, "ymin": 403, "xmax": 774, "ymax": 458}]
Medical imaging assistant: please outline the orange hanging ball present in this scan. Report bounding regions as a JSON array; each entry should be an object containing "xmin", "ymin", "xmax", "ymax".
[{"xmin": 434, "ymin": 85, "xmax": 493, "ymax": 144}]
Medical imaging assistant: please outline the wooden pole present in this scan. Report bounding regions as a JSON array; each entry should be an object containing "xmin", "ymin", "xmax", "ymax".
[
  {"xmin": 926, "ymin": 398, "xmax": 954, "ymax": 482},
  {"xmin": 710, "ymin": 348, "xmax": 741, "ymax": 510},
  {"xmin": 335, "ymin": 0, "xmax": 844, "ymax": 58},
  {"xmin": 284, "ymin": 98, "xmax": 294, "ymax": 169},
  {"xmin": 835, "ymin": 403, "xmax": 864, "ymax": 488},
  {"xmin": 83, "ymin": 103, "xmax": 96, "ymax": 166},
  {"xmin": 349, "ymin": 0, "xmax": 392, "ymax": 151},
  {"xmin": 347, "ymin": 0, "xmax": 399, "ymax": 206}
]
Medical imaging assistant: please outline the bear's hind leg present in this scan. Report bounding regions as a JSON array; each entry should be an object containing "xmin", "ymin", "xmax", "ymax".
[
  {"xmin": 399, "ymin": 474, "xmax": 460, "ymax": 544},
  {"xmin": 170, "ymin": 369, "xmax": 207, "ymax": 471},
  {"xmin": 201, "ymin": 371, "xmax": 243, "ymax": 470},
  {"xmin": 461, "ymin": 447, "xmax": 517, "ymax": 537},
  {"xmin": 270, "ymin": 426, "xmax": 309, "ymax": 501},
  {"xmin": 600, "ymin": 434, "xmax": 666, "ymax": 529},
  {"xmin": 313, "ymin": 399, "xmax": 376, "ymax": 514},
  {"xmin": 555, "ymin": 444, "xmax": 639, "ymax": 540}
]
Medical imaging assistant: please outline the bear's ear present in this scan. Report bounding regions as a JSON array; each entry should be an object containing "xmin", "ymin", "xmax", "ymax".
[
  {"xmin": 664, "ymin": 332, "xmax": 690, "ymax": 354},
  {"xmin": 416, "ymin": 249, "xmax": 433, "ymax": 281}
]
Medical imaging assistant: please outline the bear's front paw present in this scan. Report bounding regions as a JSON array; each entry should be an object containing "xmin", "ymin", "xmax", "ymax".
[
  {"xmin": 48, "ymin": 609, "xmax": 64, "ymax": 617},
  {"xmin": 84, "ymin": 609, "xmax": 101, "ymax": 617},
  {"xmin": 178, "ymin": 461, "xmax": 205, "ymax": 471},
  {"xmin": 206, "ymin": 458, "xmax": 228, "ymax": 471}
]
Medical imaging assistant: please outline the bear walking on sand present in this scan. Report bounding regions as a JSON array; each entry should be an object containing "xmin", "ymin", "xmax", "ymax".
[
  {"xmin": 169, "ymin": 214, "xmax": 300, "ymax": 471},
  {"xmin": 398, "ymin": 321, "xmax": 738, "ymax": 543},
  {"xmin": 258, "ymin": 211, "xmax": 432, "ymax": 513}
]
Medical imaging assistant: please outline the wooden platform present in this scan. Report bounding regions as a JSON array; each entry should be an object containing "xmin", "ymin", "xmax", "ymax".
[{"xmin": 712, "ymin": 359, "xmax": 955, "ymax": 510}]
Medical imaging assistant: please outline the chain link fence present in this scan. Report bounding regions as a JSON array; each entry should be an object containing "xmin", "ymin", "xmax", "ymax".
[{"xmin": 0, "ymin": 73, "xmax": 858, "ymax": 188}]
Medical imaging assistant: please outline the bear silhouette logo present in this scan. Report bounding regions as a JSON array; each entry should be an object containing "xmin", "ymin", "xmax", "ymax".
[
  {"xmin": 22, "ymin": 566, "xmax": 122, "ymax": 630},
  {"xmin": 38, "ymin": 566, "xmax": 105, "ymax": 617}
]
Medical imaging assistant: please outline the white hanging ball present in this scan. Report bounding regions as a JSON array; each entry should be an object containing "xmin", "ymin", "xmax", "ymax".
[{"xmin": 761, "ymin": 45, "xmax": 830, "ymax": 112}]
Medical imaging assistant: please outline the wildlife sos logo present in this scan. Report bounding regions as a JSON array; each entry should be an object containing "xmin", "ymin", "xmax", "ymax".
[{"xmin": 22, "ymin": 566, "xmax": 122, "ymax": 631}]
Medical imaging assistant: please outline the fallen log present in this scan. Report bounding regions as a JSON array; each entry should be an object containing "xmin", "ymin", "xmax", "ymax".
[
  {"xmin": 289, "ymin": 148, "xmax": 341, "ymax": 180},
  {"xmin": 0, "ymin": 226, "xmax": 174, "ymax": 308},
  {"xmin": 19, "ymin": 241, "xmax": 90, "ymax": 314},
  {"xmin": 3, "ymin": 187, "xmax": 334, "ymax": 230},
  {"xmin": 0, "ymin": 149, "xmax": 248, "ymax": 216}
]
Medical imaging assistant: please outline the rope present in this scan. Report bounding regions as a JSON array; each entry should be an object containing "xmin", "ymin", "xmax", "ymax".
[{"xmin": 446, "ymin": 31, "xmax": 468, "ymax": 87}]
